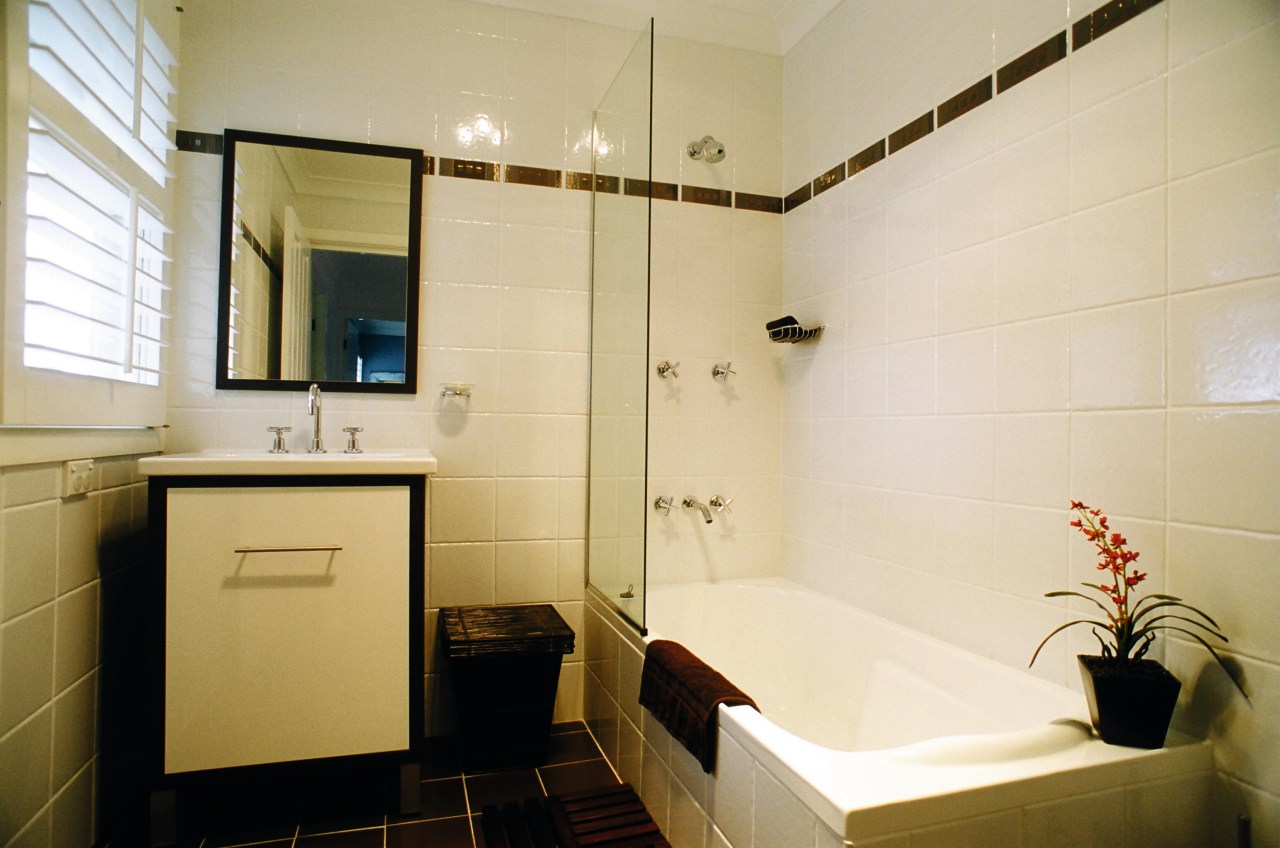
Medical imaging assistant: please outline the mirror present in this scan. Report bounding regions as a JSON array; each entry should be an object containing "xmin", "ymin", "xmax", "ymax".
[{"xmin": 216, "ymin": 129, "xmax": 423, "ymax": 392}]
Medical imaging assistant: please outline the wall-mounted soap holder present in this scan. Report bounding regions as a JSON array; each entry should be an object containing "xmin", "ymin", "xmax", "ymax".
[
  {"xmin": 766, "ymin": 315, "xmax": 824, "ymax": 343},
  {"xmin": 440, "ymin": 383, "xmax": 472, "ymax": 398}
]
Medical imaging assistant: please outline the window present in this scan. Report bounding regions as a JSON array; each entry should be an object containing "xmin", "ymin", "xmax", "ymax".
[{"xmin": 19, "ymin": 0, "xmax": 175, "ymax": 392}]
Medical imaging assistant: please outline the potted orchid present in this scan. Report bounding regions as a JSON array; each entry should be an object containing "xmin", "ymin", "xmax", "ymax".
[{"xmin": 1030, "ymin": 501, "xmax": 1247, "ymax": 748}]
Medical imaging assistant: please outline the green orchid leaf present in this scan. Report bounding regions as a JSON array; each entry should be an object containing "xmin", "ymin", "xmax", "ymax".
[
  {"xmin": 1142, "ymin": 625, "xmax": 1249, "ymax": 701},
  {"xmin": 1029, "ymin": 618, "xmax": 1109, "ymax": 668},
  {"xmin": 1045, "ymin": 590, "xmax": 1112, "ymax": 616},
  {"xmin": 1131, "ymin": 597, "xmax": 1221, "ymax": 630},
  {"xmin": 1132, "ymin": 613, "xmax": 1227, "ymax": 644}
]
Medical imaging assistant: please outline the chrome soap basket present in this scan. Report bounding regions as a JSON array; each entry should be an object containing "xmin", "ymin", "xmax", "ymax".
[{"xmin": 766, "ymin": 315, "xmax": 824, "ymax": 343}]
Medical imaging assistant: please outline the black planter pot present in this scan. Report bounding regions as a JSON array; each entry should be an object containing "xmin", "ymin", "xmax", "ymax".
[{"xmin": 1078, "ymin": 655, "xmax": 1181, "ymax": 749}]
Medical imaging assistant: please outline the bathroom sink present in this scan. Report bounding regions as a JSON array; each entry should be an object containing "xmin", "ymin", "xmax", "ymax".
[{"xmin": 138, "ymin": 448, "xmax": 437, "ymax": 476}]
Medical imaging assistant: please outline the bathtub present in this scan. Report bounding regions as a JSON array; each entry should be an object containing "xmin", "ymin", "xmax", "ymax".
[{"xmin": 586, "ymin": 578, "xmax": 1217, "ymax": 846}]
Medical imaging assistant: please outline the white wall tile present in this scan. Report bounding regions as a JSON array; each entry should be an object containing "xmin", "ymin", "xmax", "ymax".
[
  {"xmin": 2, "ymin": 503, "xmax": 57, "ymax": 622},
  {"xmin": 494, "ymin": 540, "xmax": 557, "ymax": 603},
  {"xmin": 993, "ymin": 413, "xmax": 1070, "ymax": 508},
  {"xmin": 1070, "ymin": 77, "xmax": 1167, "ymax": 212},
  {"xmin": 1169, "ymin": 0, "xmax": 1280, "ymax": 67},
  {"xmin": 1023, "ymin": 788, "xmax": 1125, "ymax": 848},
  {"xmin": 1168, "ymin": 149, "xmax": 1280, "ymax": 293},
  {"xmin": 909, "ymin": 809, "xmax": 1021, "ymax": 847},
  {"xmin": 936, "ymin": 243, "xmax": 997, "ymax": 334},
  {"xmin": 995, "ymin": 317, "xmax": 1069, "ymax": 412},
  {"xmin": 707, "ymin": 732, "xmax": 754, "ymax": 848},
  {"xmin": 1169, "ymin": 21, "xmax": 1280, "ymax": 179},
  {"xmin": 0, "ymin": 605, "xmax": 55, "ymax": 737},
  {"xmin": 54, "ymin": 583, "xmax": 97, "ymax": 694},
  {"xmin": 1168, "ymin": 410, "xmax": 1280, "ymax": 533},
  {"xmin": 0, "ymin": 707, "xmax": 52, "ymax": 846},
  {"xmin": 1069, "ymin": 299, "xmax": 1166, "ymax": 409},
  {"xmin": 429, "ymin": 478, "xmax": 495, "ymax": 542},
  {"xmin": 1168, "ymin": 278, "xmax": 1280, "ymax": 406},
  {"xmin": 427, "ymin": 543, "xmax": 495, "ymax": 607},
  {"xmin": 1070, "ymin": 188, "xmax": 1167, "ymax": 310},
  {"xmin": 995, "ymin": 122, "xmax": 1069, "ymax": 235},
  {"xmin": 496, "ymin": 477, "xmax": 560, "ymax": 540},
  {"xmin": 996, "ymin": 218, "xmax": 1070, "ymax": 322},
  {"xmin": 1070, "ymin": 411, "xmax": 1167, "ymax": 520},
  {"xmin": 1069, "ymin": 2, "xmax": 1168, "ymax": 113},
  {"xmin": 51, "ymin": 671, "xmax": 95, "ymax": 790},
  {"xmin": 754, "ymin": 766, "xmax": 816, "ymax": 848},
  {"xmin": 1125, "ymin": 772, "xmax": 1214, "ymax": 848}
]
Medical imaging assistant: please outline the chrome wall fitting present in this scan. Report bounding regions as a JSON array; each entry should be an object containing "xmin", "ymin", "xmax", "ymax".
[
  {"xmin": 653, "ymin": 495, "xmax": 674, "ymax": 515},
  {"xmin": 682, "ymin": 496, "xmax": 713, "ymax": 524},
  {"xmin": 342, "ymin": 426, "xmax": 364, "ymax": 453},
  {"xmin": 712, "ymin": 362, "xmax": 736, "ymax": 382},
  {"xmin": 656, "ymin": 360, "xmax": 680, "ymax": 379},
  {"xmin": 709, "ymin": 495, "xmax": 733, "ymax": 513},
  {"xmin": 687, "ymin": 135, "xmax": 725, "ymax": 163},
  {"xmin": 267, "ymin": 426, "xmax": 291, "ymax": 453},
  {"xmin": 440, "ymin": 382, "xmax": 472, "ymax": 398}
]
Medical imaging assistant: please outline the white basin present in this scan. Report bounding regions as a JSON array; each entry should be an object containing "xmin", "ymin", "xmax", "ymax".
[{"xmin": 138, "ymin": 448, "xmax": 437, "ymax": 476}]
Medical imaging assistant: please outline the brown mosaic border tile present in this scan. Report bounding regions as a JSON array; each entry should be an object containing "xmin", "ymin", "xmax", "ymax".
[
  {"xmin": 781, "ymin": 0, "xmax": 1158, "ymax": 213},
  {"xmin": 996, "ymin": 32, "xmax": 1067, "ymax": 93},
  {"xmin": 682, "ymin": 185, "xmax": 732, "ymax": 207},
  {"xmin": 1074, "ymin": 0, "xmax": 1164, "ymax": 49},
  {"xmin": 424, "ymin": 154, "xmax": 435, "ymax": 176},
  {"xmin": 784, "ymin": 183, "xmax": 812, "ymax": 212},
  {"xmin": 937, "ymin": 77, "xmax": 993, "ymax": 127},
  {"xmin": 624, "ymin": 178, "xmax": 679, "ymax": 201},
  {"xmin": 567, "ymin": 171, "xmax": 620, "ymax": 193},
  {"xmin": 735, "ymin": 192, "xmax": 783, "ymax": 214},
  {"xmin": 239, "ymin": 220, "xmax": 280, "ymax": 279},
  {"xmin": 439, "ymin": 158, "xmax": 499, "ymax": 181},
  {"xmin": 176, "ymin": 129, "xmax": 223, "ymax": 155},
  {"xmin": 505, "ymin": 164, "xmax": 561, "ymax": 188},
  {"xmin": 887, "ymin": 112, "xmax": 934, "ymax": 154},
  {"xmin": 813, "ymin": 163, "xmax": 846, "ymax": 197},
  {"xmin": 849, "ymin": 139, "xmax": 886, "ymax": 176}
]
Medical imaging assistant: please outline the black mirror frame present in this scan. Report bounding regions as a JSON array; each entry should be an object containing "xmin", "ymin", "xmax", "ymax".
[{"xmin": 214, "ymin": 128, "xmax": 424, "ymax": 394}]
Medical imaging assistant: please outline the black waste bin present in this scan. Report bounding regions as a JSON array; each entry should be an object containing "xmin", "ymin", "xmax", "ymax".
[{"xmin": 439, "ymin": 604, "xmax": 575, "ymax": 771}]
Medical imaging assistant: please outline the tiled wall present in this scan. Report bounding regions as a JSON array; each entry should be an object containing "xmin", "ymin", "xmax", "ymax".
[
  {"xmin": 172, "ymin": 0, "xmax": 785, "ymax": 735},
  {"xmin": 0, "ymin": 457, "xmax": 150, "ymax": 846},
  {"xmin": 779, "ymin": 0, "xmax": 1279, "ymax": 842}
]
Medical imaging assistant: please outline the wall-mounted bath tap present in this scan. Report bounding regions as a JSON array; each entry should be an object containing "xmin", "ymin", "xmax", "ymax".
[
  {"xmin": 709, "ymin": 495, "xmax": 733, "ymax": 513},
  {"xmin": 656, "ymin": 360, "xmax": 680, "ymax": 379},
  {"xmin": 653, "ymin": 496, "xmax": 674, "ymax": 515},
  {"xmin": 712, "ymin": 362, "xmax": 736, "ymax": 382},
  {"xmin": 682, "ymin": 496, "xmax": 713, "ymax": 524},
  {"xmin": 307, "ymin": 383, "xmax": 325, "ymax": 453}
]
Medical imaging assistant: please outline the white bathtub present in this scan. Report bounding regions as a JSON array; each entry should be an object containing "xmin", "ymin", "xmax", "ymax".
[{"xmin": 588, "ymin": 578, "xmax": 1218, "ymax": 846}]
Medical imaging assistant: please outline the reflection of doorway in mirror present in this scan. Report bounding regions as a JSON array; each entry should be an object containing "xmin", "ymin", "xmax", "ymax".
[
  {"xmin": 309, "ymin": 250, "xmax": 408, "ymax": 383},
  {"xmin": 281, "ymin": 207, "xmax": 313, "ymax": 380}
]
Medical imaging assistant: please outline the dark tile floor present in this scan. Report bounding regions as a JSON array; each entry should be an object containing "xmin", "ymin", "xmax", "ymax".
[{"xmin": 112, "ymin": 723, "xmax": 619, "ymax": 848}]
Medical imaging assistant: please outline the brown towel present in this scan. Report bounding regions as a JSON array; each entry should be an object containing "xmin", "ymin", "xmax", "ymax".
[{"xmin": 638, "ymin": 640, "xmax": 759, "ymax": 773}]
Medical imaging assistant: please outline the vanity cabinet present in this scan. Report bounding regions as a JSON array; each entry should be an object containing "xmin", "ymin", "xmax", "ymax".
[{"xmin": 145, "ymin": 470, "xmax": 426, "ymax": 778}]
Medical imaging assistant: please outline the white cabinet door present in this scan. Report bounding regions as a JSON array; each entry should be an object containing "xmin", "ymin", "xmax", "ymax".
[{"xmin": 164, "ymin": 485, "xmax": 410, "ymax": 774}]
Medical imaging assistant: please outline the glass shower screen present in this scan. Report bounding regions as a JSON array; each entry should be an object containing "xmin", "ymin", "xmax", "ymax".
[{"xmin": 586, "ymin": 21, "xmax": 653, "ymax": 631}]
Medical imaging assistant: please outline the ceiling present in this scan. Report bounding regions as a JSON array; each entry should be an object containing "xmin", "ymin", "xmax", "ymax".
[{"xmin": 470, "ymin": 0, "xmax": 841, "ymax": 55}]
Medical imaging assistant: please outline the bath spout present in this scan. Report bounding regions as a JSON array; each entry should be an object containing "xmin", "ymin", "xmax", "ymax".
[{"xmin": 682, "ymin": 496, "xmax": 713, "ymax": 524}]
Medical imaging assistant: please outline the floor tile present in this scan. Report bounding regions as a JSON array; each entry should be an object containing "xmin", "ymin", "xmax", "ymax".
[
  {"xmin": 388, "ymin": 776, "xmax": 468, "ymax": 824},
  {"xmin": 387, "ymin": 815, "xmax": 477, "ymax": 848},
  {"xmin": 545, "ymin": 731, "xmax": 602, "ymax": 765},
  {"xmin": 464, "ymin": 769, "xmax": 544, "ymax": 813},
  {"xmin": 295, "ymin": 827, "xmax": 384, "ymax": 847},
  {"xmin": 538, "ymin": 759, "xmax": 619, "ymax": 796}
]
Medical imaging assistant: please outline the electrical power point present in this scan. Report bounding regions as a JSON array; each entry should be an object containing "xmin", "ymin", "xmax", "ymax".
[{"xmin": 61, "ymin": 459, "xmax": 95, "ymax": 498}]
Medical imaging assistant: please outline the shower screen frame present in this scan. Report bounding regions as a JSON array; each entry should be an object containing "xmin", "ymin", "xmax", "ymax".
[{"xmin": 585, "ymin": 20, "xmax": 654, "ymax": 634}]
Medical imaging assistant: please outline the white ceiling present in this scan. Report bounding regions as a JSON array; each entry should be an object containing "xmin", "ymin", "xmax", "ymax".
[{"xmin": 470, "ymin": 0, "xmax": 841, "ymax": 55}]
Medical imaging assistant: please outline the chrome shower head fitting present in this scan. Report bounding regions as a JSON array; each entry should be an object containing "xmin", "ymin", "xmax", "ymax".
[{"xmin": 687, "ymin": 135, "xmax": 725, "ymax": 163}]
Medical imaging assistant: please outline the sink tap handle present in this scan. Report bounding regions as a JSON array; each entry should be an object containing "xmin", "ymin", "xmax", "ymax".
[
  {"xmin": 343, "ymin": 426, "xmax": 364, "ymax": 454},
  {"xmin": 267, "ymin": 426, "xmax": 291, "ymax": 453}
]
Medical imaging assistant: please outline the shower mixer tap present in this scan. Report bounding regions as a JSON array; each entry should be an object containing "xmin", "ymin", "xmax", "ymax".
[
  {"xmin": 682, "ymin": 496, "xmax": 713, "ymax": 524},
  {"xmin": 656, "ymin": 360, "xmax": 680, "ymax": 379}
]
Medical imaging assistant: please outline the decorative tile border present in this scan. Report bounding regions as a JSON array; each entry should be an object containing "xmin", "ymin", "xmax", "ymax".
[
  {"xmin": 784, "ymin": 0, "xmax": 1165, "ymax": 211},
  {"xmin": 239, "ymin": 220, "xmax": 280, "ymax": 279}
]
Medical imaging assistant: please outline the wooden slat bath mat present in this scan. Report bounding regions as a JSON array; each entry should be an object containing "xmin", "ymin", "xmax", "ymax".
[{"xmin": 480, "ymin": 783, "xmax": 671, "ymax": 848}]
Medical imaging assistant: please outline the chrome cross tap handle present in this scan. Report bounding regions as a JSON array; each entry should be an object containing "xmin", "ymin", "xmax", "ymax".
[
  {"xmin": 267, "ymin": 426, "xmax": 291, "ymax": 453},
  {"xmin": 709, "ymin": 495, "xmax": 733, "ymax": 513},
  {"xmin": 656, "ymin": 360, "xmax": 680, "ymax": 379},
  {"xmin": 653, "ymin": 496, "xmax": 674, "ymax": 515},
  {"xmin": 342, "ymin": 426, "xmax": 364, "ymax": 453},
  {"xmin": 712, "ymin": 362, "xmax": 736, "ymax": 382}
]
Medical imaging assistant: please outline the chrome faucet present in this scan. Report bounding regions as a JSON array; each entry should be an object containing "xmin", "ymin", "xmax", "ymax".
[
  {"xmin": 682, "ymin": 496, "xmax": 713, "ymax": 524},
  {"xmin": 307, "ymin": 383, "xmax": 325, "ymax": 453}
]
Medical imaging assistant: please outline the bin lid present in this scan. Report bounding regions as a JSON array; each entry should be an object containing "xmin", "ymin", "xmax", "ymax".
[{"xmin": 440, "ymin": 604, "xmax": 575, "ymax": 657}]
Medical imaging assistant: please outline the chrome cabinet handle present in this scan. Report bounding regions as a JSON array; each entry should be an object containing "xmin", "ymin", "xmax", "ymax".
[{"xmin": 233, "ymin": 545, "xmax": 344, "ymax": 554}]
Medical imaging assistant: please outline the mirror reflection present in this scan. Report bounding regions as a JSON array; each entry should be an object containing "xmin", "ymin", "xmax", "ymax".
[{"xmin": 216, "ymin": 129, "xmax": 423, "ymax": 392}]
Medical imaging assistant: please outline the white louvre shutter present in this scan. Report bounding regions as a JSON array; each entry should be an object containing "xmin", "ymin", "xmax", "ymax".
[{"xmin": 22, "ymin": 0, "xmax": 175, "ymax": 388}]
